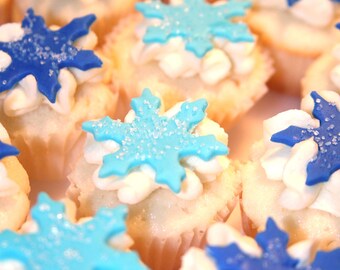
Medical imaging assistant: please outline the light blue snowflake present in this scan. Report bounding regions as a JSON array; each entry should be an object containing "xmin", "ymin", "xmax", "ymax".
[
  {"xmin": 82, "ymin": 89, "xmax": 228, "ymax": 193},
  {"xmin": 0, "ymin": 141, "xmax": 19, "ymax": 159},
  {"xmin": 206, "ymin": 218, "xmax": 340, "ymax": 270},
  {"xmin": 0, "ymin": 193, "xmax": 148, "ymax": 270},
  {"xmin": 271, "ymin": 91, "xmax": 340, "ymax": 186},
  {"xmin": 0, "ymin": 9, "xmax": 102, "ymax": 103},
  {"xmin": 135, "ymin": 0, "xmax": 254, "ymax": 58}
]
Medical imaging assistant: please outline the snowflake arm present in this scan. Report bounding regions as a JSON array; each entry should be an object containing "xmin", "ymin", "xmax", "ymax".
[
  {"xmin": 0, "ymin": 193, "xmax": 148, "ymax": 270},
  {"xmin": 311, "ymin": 249, "xmax": 340, "ymax": 269},
  {"xmin": 271, "ymin": 91, "xmax": 340, "ymax": 186},
  {"xmin": 271, "ymin": 126, "xmax": 313, "ymax": 147},
  {"xmin": 0, "ymin": 141, "xmax": 19, "ymax": 160},
  {"xmin": 0, "ymin": 8, "xmax": 102, "ymax": 103},
  {"xmin": 136, "ymin": 0, "xmax": 254, "ymax": 58},
  {"xmin": 287, "ymin": 0, "xmax": 340, "ymax": 6},
  {"xmin": 82, "ymin": 89, "xmax": 228, "ymax": 193}
]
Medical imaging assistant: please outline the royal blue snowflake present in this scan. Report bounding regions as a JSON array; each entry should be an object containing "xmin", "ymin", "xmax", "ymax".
[
  {"xmin": 82, "ymin": 88, "xmax": 228, "ymax": 193},
  {"xmin": 271, "ymin": 91, "xmax": 340, "ymax": 186},
  {"xmin": 206, "ymin": 218, "xmax": 340, "ymax": 270},
  {"xmin": 0, "ymin": 193, "xmax": 148, "ymax": 270},
  {"xmin": 135, "ymin": 0, "xmax": 254, "ymax": 58},
  {"xmin": 0, "ymin": 141, "xmax": 19, "ymax": 159},
  {"xmin": 287, "ymin": 0, "xmax": 340, "ymax": 6},
  {"xmin": 0, "ymin": 9, "xmax": 102, "ymax": 103}
]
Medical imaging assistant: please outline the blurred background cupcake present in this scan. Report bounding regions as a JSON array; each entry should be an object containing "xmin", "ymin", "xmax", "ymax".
[
  {"xmin": 303, "ymin": 23, "xmax": 340, "ymax": 96},
  {"xmin": 0, "ymin": 123, "xmax": 29, "ymax": 231},
  {"xmin": 241, "ymin": 90, "xmax": 340, "ymax": 249},
  {"xmin": 0, "ymin": 0, "xmax": 12, "ymax": 24},
  {"xmin": 11, "ymin": 0, "xmax": 139, "ymax": 45},
  {"xmin": 248, "ymin": 0, "xmax": 340, "ymax": 95},
  {"xmin": 103, "ymin": 0, "xmax": 273, "ymax": 128},
  {"xmin": 68, "ymin": 90, "xmax": 241, "ymax": 270},
  {"xmin": 0, "ymin": 9, "xmax": 118, "ymax": 183}
]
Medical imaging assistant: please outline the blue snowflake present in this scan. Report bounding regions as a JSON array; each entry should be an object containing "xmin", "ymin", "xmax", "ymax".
[
  {"xmin": 0, "ymin": 9, "xmax": 102, "ymax": 103},
  {"xmin": 0, "ymin": 193, "xmax": 148, "ymax": 270},
  {"xmin": 135, "ymin": 0, "xmax": 254, "ymax": 58},
  {"xmin": 0, "ymin": 141, "xmax": 19, "ymax": 159},
  {"xmin": 82, "ymin": 88, "xmax": 228, "ymax": 193},
  {"xmin": 271, "ymin": 91, "xmax": 340, "ymax": 186},
  {"xmin": 287, "ymin": 0, "xmax": 340, "ymax": 6},
  {"xmin": 206, "ymin": 218, "xmax": 340, "ymax": 270}
]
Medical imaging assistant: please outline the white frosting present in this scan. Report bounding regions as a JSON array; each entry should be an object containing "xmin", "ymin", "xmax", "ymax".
[
  {"xmin": 0, "ymin": 260, "xmax": 25, "ymax": 270},
  {"xmin": 84, "ymin": 105, "xmax": 229, "ymax": 204},
  {"xmin": 256, "ymin": 0, "xmax": 335, "ymax": 28},
  {"xmin": 181, "ymin": 222, "xmax": 316, "ymax": 270},
  {"xmin": 131, "ymin": 15, "xmax": 256, "ymax": 86},
  {"xmin": 0, "ymin": 23, "xmax": 104, "ymax": 116},
  {"xmin": 260, "ymin": 92, "xmax": 340, "ymax": 217}
]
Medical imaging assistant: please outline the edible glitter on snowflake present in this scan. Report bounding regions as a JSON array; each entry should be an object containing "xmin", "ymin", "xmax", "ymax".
[
  {"xmin": 287, "ymin": 0, "xmax": 340, "ymax": 6},
  {"xmin": 0, "ymin": 141, "xmax": 19, "ymax": 160},
  {"xmin": 271, "ymin": 91, "xmax": 339, "ymax": 186},
  {"xmin": 0, "ymin": 8, "xmax": 102, "ymax": 103},
  {"xmin": 82, "ymin": 88, "xmax": 228, "ymax": 193},
  {"xmin": 135, "ymin": 0, "xmax": 254, "ymax": 58},
  {"xmin": 206, "ymin": 218, "xmax": 340, "ymax": 270},
  {"xmin": 0, "ymin": 193, "xmax": 148, "ymax": 270}
]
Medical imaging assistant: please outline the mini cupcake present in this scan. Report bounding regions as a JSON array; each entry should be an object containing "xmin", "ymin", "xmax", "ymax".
[
  {"xmin": 181, "ymin": 218, "xmax": 340, "ymax": 270},
  {"xmin": 11, "ymin": 0, "xmax": 138, "ymax": 45},
  {"xmin": 241, "ymin": 90, "xmax": 340, "ymax": 248},
  {"xmin": 248, "ymin": 0, "xmax": 340, "ymax": 95},
  {"xmin": 68, "ymin": 89, "xmax": 241, "ymax": 270},
  {"xmin": 0, "ymin": 123, "xmax": 29, "ymax": 231},
  {"xmin": 0, "ymin": 193, "xmax": 148, "ymax": 269},
  {"xmin": 302, "ymin": 23, "xmax": 340, "ymax": 96},
  {"xmin": 104, "ymin": 0, "xmax": 273, "ymax": 128},
  {"xmin": 0, "ymin": 9, "xmax": 118, "ymax": 182}
]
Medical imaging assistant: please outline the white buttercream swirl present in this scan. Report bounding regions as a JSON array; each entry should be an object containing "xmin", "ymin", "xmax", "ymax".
[
  {"xmin": 84, "ymin": 103, "xmax": 229, "ymax": 205},
  {"xmin": 0, "ymin": 23, "xmax": 105, "ymax": 116},
  {"xmin": 180, "ymin": 222, "xmax": 316, "ymax": 270},
  {"xmin": 131, "ymin": 12, "xmax": 256, "ymax": 86},
  {"xmin": 255, "ymin": 0, "xmax": 335, "ymax": 28},
  {"xmin": 260, "ymin": 91, "xmax": 340, "ymax": 217}
]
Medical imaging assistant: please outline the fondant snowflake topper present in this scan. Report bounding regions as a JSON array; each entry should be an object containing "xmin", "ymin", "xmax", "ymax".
[
  {"xmin": 287, "ymin": 0, "xmax": 340, "ymax": 6},
  {"xmin": 0, "ymin": 141, "xmax": 19, "ymax": 160},
  {"xmin": 271, "ymin": 91, "xmax": 339, "ymax": 186},
  {"xmin": 206, "ymin": 218, "xmax": 340, "ymax": 270},
  {"xmin": 0, "ymin": 8, "xmax": 102, "ymax": 103},
  {"xmin": 136, "ymin": 0, "xmax": 254, "ymax": 58},
  {"xmin": 83, "ymin": 89, "xmax": 228, "ymax": 193},
  {"xmin": 0, "ymin": 193, "xmax": 148, "ymax": 270}
]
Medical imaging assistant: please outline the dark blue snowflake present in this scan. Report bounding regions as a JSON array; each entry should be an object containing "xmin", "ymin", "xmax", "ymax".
[
  {"xmin": 82, "ymin": 89, "xmax": 228, "ymax": 193},
  {"xmin": 287, "ymin": 0, "xmax": 340, "ymax": 6},
  {"xmin": 0, "ymin": 9, "xmax": 102, "ymax": 103},
  {"xmin": 0, "ymin": 193, "xmax": 148, "ymax": 270},
  {"xmin": 136, "ymin": 0, "xmax": 253, "ymax": 58},
  {"xmin": 0, "ymin": 141, "xmax": 19, "ymax": 159},
  {"xmin": 206, "ymin": 218, "xmax": 340, "ymax": 270},
  {"xmin": 271, "ymin": 91, "xmax": 339, "ymax": 186}
]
